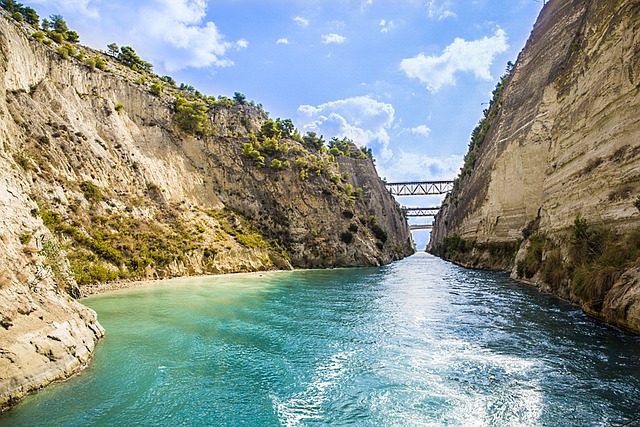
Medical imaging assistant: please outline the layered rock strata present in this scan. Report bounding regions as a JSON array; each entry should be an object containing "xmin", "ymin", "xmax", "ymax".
[
  {"xmin": 0, "ymin": 12, "xmax": 412, "ymax": 409},
  {"xmin": 430, "ymin": 0, "xmax": 640, "ymax": 332}
]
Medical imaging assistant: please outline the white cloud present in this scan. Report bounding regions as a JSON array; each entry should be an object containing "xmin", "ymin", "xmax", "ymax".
[
  {"xmin": 135, "ymin": 0, "xmax": 247, "ymax": 71},
  {"xmin": 40, "ymin": 0, "xmax": 246, "ymax": 72},
  {"xmin": 293, "ymin": 16, "xmax": 309, "ymax": 27},
  {"xmin": 427, "ymin": 0, "xmax": 457, "ymax": 20},
  {"xmin": 378, "ymin": 151, "xmax": 463, "ymax": 182},
  {"xmin": 277, "ymin": 38, "xmax": 289, "ymax": 45},
  {"xmin": 409, "ymin": 125, "xmax": 431, "ymax": 137},
  {"xmin": 322, "ymin": 33, "xmax": 346, "ymax": 44},
  {"xmin": 379, "ymin": 19, "xmax": 395, "ymax": 33},
  {"xmin": 400, "ymin": 28, "xmax": 508, "ymax": 92},
  {"xmin": 31, "ymin": 0, "xmax": 99, "ymax": 18},
  {"xmin": 297, "ymin": 96, "xmax": 395, "ymax": 160}
]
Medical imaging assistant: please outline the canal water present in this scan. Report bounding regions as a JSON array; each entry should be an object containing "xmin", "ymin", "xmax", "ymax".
[{"xmin": 2, "ymin": 253, "xmax": 639, "ymax": 426}]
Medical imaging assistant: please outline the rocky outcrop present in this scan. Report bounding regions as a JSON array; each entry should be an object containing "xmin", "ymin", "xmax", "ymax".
[
  {"xmin": 429, "ymin": 0, "xmax": 640, "ymax": 332},
  {"xmin": 0, "ymin": 12, "xmax": 412, "ymax": 410},
  {"xmin": 0, "ymin": 150, "xmax": 105, "ymax": 409}
]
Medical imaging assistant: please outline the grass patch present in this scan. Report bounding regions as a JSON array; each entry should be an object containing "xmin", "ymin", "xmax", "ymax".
[{"xmin": 513, "ymin": 214, "xmax": 640, "ymax": 311}]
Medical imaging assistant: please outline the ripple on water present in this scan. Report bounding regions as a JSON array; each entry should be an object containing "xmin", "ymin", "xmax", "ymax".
[{"xmin": 1, "ymin": 254, "xmax": 640, "ymax": 427}]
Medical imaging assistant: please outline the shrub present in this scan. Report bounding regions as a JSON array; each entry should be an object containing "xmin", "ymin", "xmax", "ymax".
[
  {"xmin": 80, "ymin": 180, "xmax": 103, "ymax": 202},
  {"xmin": 56, "ymin": 43, "xmax": 76, "ymax": 59},
  {"xmin": 19, "ymin": 232, "xmax": 32, "ymax": 245},
  {"xmin": 371, "ymin": 224, "xmax": 387, "ymax": 243},
  {"xmin": 32, "ymin": 31, "xmax": 45, "ymax": 43},
  {"xmin": 567, "ymin": 216, "xmax": 639, "ymax": 309},
  {"xmin": 520, "ymin": 233, "xmax": 544, "ymax": 278},
  {"xmin": 150, "ymin": 82, "xmax": 163, "ymax": 97},
  {"xmin": 49, "ymin": 32, "xmax": 64, "ymax": 44},
  {"xmin": 270, "ymin": 158, "xmax": 283, "ymax": 170},
  {"xmin": 174, "ymin": 96, "xmax": 209, "ymax": 135},
  {"xmin": 340, "ymin": 231, "xmax": 354, "ymax": 244},
  {"xmin": 342, "ymin": 210, "xmax": 354, "ymax": 219},
  {"xmin": 40, "ymin": 208, "xmax": 62, "ymax": 230},
  {"xmin": 95, "ymin": 56, "xmax": 106, "ymax": 70}
]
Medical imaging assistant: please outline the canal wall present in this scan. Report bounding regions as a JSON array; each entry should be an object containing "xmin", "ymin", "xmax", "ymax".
[
  {"xmin": 0, "ymin": 10, "xmax": 412, "ymax": 410},
  {"xmin": 429, "ymin": 0, "xmax": 640, "ymax": 333}
]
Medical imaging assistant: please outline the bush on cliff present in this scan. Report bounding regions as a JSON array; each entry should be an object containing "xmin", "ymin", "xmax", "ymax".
[
  {"xmin": 516, "ymin": 214, "xmax": 640, "ymax": 311},
  {"xmin": 174, "ymin": 96, "xmax": 210, "ymax": 136}
]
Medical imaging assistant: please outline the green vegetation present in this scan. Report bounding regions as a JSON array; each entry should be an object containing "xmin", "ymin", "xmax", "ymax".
[
  {"xmin": 2, "ymin": 0, "xmax": 39, "ymax": 27},
  {"xmin": 327, "ymin": 137, "xmax": 374, "ymax": 160},
  {"xmin": 514, "ymin": 214, "xmax": 640, "ymax": 311},
  {"xmin": 303, "ymin": 132, "xmax": 325, "ymax": 151},
  {"xmin": 516, "ymin": 232, "xmax": 544, "ymax": 279},
  {"xmin": 149, "ymin": 82, "xmax": 163, "ymax": 97},
  {"xmin": 39, "ymin": 237, "xmax": 75, "ymax": 295},
  {"xmin": 79, "ymin": 180, "xmax": 103, "ymax": 202},
  {"xmin": 56, "ymin": 42, "xmax": 76, "ymax": 59},
  {"xmin": 114, "ymin": 103, "xmax": 124, "ymax": 114},
  {"xmin": 174, "ymin": 96, "xmax": 210, "ymax": 135},
  {"xmin": 116, "ymin": 45, "xmax": 153, "ymax": 72},
  {"xmin": 569, "ymin": 216, "xmax": 639, "ymax": 309},
  {"xmin": 18, "ymin": 231, "xmax": 32, "ymax": 245},
  {"xmin": 340, "ymin": 231, "xmax": 354, "ymax": 244},
  {"xmin": 452, "ymin": 61, "xmax": 514, "ymax": 193},
  {"xmin": 85, "ymin": 55, "xmax": 106, "ymax": 70},
  {"xmin": 31, "ymin": 30, "xmax": 44, "ymax": 42},
  {"xmin": 430, "ymin": 234, "xmax": 520, "ymax": 268}
]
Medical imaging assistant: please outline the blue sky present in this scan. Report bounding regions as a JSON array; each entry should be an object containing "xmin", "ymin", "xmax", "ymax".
[{"xmin": 29, "ymin": 0, "xmax": 544, "ymax": 247}]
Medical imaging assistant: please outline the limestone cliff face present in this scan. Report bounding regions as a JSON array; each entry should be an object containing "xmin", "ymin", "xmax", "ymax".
[
  {"xmin": 430, "ymin": 0, "xmax": 640, "ymax": 332},
  {"xmin": 0, "ymin": 13, "xmax": 412, "ymax": 409}
]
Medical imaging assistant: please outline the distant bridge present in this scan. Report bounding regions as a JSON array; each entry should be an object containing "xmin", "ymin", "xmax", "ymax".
[
  {"xmin": 385, "ymin": 181, "xmax": 454, "ymax": 196},
  {"xmin": 409, "ymin": 224, "xmax": 433, "ymax": 231},
  {"xmin": 402, "ymin": 207, "xmax": 440, "ymax": 217}
]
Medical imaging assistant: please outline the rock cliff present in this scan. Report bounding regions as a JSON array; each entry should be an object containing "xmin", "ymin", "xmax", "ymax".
[
  {"xmin": 429, "ymin": 0, "xmax": 640, "ymax": 333},
  {"xmin": 0, "ymin": 12, "xmax": 413, "ymax": 410}
]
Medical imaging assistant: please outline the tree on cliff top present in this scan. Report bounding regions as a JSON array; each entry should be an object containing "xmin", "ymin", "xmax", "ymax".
[
  {"xmin": 1, "ymin": 1, "xmax": 39, "ymax": 27},
  {"xmin": 118, "ymin": 46, "xmax": 153, "ymax": 72}
]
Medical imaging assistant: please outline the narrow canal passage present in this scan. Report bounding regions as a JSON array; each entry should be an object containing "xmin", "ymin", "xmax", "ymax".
[{"xmin": 2, "ymin": 253, "xmax": 639, "ymax": 426}]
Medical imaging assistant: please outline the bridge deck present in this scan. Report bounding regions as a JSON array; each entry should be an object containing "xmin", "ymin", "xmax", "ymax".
[
  {"xmin": 402, "ymin": 207, "xmax": 440, "ymax": 217},
  {"xmin": 385, "ymin": 181, "xmax": 453, "ymax": 196},
  {"xmin": 409, "ymin": 224, "xmax": 433, "ymax": 231}
]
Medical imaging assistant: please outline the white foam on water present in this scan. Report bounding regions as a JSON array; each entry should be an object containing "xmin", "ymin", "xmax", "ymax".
[
  {"xmin": 271, "ymin": 350, "xmax": 355, "ymax": 426},
  {"xmin": 367, "ymin": 336, "xmax": 545, "ymax": 427}
]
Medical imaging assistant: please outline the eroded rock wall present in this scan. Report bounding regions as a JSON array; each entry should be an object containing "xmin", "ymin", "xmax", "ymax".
[
  {"xmin": 0, "ymin": 13, "xmax": 412, "ymax": 409},
  {"xmin": 430, "ymin": 0, "xmax": 640, "ymax": 331}
]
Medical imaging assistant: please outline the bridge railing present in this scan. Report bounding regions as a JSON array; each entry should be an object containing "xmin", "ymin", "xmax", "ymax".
[
  {"xmin": 385, "ymin": 181, "xmax": 454, "ymax": 196},
  {"xmin": 409, "ymin": 224, "xmax": 433, "ymax": 231},
  {"xmin": 401, "ymin": 207, "xmax": 440, "ymax": 217}
]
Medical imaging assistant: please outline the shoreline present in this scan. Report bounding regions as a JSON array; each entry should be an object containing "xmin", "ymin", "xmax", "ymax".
[
  {"xmin": 78, "ymin": 268, "xmax": 285, "ymax": 298},
  {"xmin": 78, "ymin": 259, "xmax": 404, "ymax": 299}
]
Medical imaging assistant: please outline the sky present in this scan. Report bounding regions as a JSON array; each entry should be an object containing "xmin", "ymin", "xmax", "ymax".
[{"xmin": 28, "ymin": 0, "xmax": 544, "ymax": 248}]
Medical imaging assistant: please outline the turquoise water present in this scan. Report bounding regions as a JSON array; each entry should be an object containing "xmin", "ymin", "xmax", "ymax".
[{"xmin": 2, "ymin": 253, "xmax": 640, "ymax": 426}]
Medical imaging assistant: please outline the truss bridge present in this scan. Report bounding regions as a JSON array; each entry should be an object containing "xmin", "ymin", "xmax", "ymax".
[
  {"xmin": 402, "ymin": 207, "xmax": 440, "ymax": 217},
  {"xmin": 385, "ymin": 181, "xmax": 454, "ymax": 196},
  {"xmin": 408, "ymin": 224, "xmax": 433, "ymax": 231}
]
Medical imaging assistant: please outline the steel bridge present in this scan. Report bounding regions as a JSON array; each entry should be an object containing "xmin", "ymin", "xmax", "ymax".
[
  {"xmin": 385, "ymin": 181, "xmax": 454, "ymax": 235},
  {"xmin": 385, "ymin": 181, "xmax": 454, "ymax": 196},
  {"xmin": 409, "ymin": 224, "xmax": 433, "ymax": 231},
  {"xmin": 402, "ymin": 207, "xmax": 440, "ymax": 217}
]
